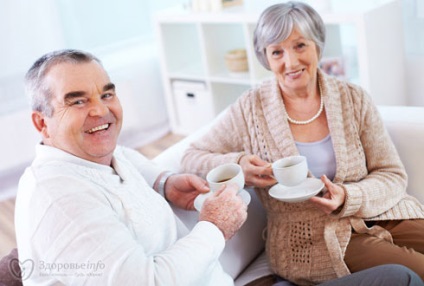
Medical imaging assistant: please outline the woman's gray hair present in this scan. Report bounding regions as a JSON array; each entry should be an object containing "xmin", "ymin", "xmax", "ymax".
[
  {"xmin": 253, "ymin": 1, "xmax": 326, "ymax": 70},
  {"xmin": 25, "ymin": 49, "xmax": 101, "ymax": 117}
]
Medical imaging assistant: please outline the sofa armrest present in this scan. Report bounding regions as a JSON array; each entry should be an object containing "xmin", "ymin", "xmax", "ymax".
[{"xmin": 378, "ymin": 106, "xmax": 424, "ymax": 203}]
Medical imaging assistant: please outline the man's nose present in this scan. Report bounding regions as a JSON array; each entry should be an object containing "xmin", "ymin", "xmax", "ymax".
[{"xmin": 89, "ymin": 98, "xmax": 108, "ymax": 117}]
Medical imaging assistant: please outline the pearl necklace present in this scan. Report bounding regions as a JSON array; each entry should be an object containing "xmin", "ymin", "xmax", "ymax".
[{"xmin": 284, "ymin": 83, "xmax": 324, "ymax": 125}]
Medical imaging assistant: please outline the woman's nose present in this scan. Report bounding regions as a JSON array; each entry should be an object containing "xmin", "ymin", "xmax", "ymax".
[{"xmin": 285, "ymin": 51, "xmax": 299, "ymax": 68}]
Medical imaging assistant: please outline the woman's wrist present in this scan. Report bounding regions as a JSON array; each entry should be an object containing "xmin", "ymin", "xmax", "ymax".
[{"xmin": 236, "ymin": 152, "xmax": 246, "ymax": 164}]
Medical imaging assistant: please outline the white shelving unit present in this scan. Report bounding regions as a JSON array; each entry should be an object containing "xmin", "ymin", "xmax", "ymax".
[{"xmin": 155, "ymin": 0, "xmax": 405, "ymax": 135}]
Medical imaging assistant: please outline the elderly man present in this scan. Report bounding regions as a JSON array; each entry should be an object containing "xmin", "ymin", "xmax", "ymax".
[{"xmin": 14, "ymin": 49, "xmax": 247, "ymax": 285}]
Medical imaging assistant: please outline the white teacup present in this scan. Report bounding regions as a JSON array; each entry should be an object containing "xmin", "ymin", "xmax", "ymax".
[
  {"xmin": 272, "ymin": 156, "xmax": 308, "ymax": 187},
  {"xmin": 206, "ymin": 163, "xmax": 245, "ymax": 192}
]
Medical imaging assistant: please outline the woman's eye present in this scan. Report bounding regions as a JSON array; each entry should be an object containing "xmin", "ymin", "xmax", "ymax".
[
  {"xmin": 272, "ymin": 50, "xmax": 282, "ymax": 56},
  {"xmin": 296, "ymin": 43, "xmax": 306, "ymax": 49}
]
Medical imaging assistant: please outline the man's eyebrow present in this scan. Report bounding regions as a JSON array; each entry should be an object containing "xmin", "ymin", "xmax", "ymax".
[
  {"xmin": 103, "ymin": 83, "xmax": 115, "ymax": 92},
  {"xmin": 64, "ymin": 91, "xmax": 86, "ymax": 101},
  {"xmin": 63, "ymin": 83, "xmax": 115, "ymax": 102}
]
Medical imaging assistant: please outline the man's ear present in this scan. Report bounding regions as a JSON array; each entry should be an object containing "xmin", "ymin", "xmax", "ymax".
[{"xmin": 32, "ymin": 111, "xmax": 50, "ymax": 139}]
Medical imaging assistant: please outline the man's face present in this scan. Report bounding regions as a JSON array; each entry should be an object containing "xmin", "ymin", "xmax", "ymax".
[{"xmin": 34, "ymin": 61, "xmax": 123, "ymax": 165}]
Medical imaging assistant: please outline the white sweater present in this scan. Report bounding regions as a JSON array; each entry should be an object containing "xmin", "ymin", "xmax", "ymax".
[{"xmin": 15, "ymin": 144, "xmax": 232, "ymax": 286}]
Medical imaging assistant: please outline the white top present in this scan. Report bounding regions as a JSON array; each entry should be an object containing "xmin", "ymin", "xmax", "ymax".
[
  {"xmin": 296, "ymin": 134, "xmax": 337, "ymax": 181},
  {"xmin": 15, "ymin": 144, "xmax": 232, "ymax": 286}
]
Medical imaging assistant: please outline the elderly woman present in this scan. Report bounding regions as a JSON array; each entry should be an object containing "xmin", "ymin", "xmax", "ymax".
[{"xmin": 181, "ymin": 1, "xmax": 424, "ymax": 285}]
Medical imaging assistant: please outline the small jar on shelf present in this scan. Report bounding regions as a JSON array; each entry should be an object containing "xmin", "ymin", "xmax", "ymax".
[{"xmin": 225, "ymin": 49, "xmax": 249, "ymax": 73}]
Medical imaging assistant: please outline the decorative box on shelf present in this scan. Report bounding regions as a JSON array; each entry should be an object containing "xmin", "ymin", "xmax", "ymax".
[{"xmin": 172, "ymin": 80, "xmax": 215, "ymax": 134}]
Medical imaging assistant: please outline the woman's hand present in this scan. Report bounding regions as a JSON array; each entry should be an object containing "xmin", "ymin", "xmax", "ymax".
[
  {"xmin": 239, "ymin": 154, "xmax": 276, "ymax": 188},
  {"xmin": 309, "ymin": 175, "xmax": 346, "ymax": 215}
]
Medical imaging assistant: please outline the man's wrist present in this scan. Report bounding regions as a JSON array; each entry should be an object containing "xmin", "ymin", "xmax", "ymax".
[{"xmin": 157, "ymin": 171, "xmax": 175, "ymax": 199}]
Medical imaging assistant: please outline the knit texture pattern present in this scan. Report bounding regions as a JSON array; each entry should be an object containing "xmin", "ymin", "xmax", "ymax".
[{"xmin": 181, "ymin": 70, "xmax": 424, "ymax": 285}]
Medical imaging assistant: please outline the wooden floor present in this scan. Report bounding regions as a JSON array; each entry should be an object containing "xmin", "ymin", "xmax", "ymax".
[
  {"xmin": 0, "ymin": 132, "xmax": 185, "ymax": 258},
  {"xmin": 0, "ymin": 198, "xmax": 16, "ymax": 258}
]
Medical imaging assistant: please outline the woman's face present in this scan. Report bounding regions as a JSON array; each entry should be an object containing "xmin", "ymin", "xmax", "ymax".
[{"xmin": 265, "ymin": 29, "xmax": 319, "ymax": 94}]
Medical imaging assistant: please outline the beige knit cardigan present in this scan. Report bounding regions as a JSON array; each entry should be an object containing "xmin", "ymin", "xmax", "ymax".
[{"xmin": 181, "ymin": 70, "xmax": 424, "ymax": 285}]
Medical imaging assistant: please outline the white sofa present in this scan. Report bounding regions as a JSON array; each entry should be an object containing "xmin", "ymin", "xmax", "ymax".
[{"xmin": 152, "ymin": 105, "xmax": 424, "ymax": 285}]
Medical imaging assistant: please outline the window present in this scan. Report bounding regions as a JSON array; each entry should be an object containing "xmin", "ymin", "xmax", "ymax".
[{"xmin": 56, "ymin": 0, "xmax": 187, "ymax": 50}]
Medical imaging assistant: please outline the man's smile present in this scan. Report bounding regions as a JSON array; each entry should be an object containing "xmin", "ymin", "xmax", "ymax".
[{"xmin": 86, "ymin": 123, "xmax": 110, "ymax": 134}]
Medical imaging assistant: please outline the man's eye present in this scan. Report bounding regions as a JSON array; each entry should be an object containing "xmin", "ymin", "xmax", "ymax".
[
  {"xmin": 72, "ymin": 100, "xmax": 85, "ymax": 105},
  {"xmin": 102, "ymin": 93, "xmax": 113, "ymax": 99}
]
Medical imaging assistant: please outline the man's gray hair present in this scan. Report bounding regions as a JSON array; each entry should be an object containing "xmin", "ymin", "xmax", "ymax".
[
  {"xmin": 25, "ymin": 49, "xmax": 101, "ymax": 117},
  {"xmin": 253, "ymin": 1, "xmax": 326, "ymax": 70}
]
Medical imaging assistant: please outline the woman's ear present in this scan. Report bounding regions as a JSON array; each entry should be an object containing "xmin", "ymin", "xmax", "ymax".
[{"xmin": 32, "ymin": 111, "xmax": 49, "ymax": 139}]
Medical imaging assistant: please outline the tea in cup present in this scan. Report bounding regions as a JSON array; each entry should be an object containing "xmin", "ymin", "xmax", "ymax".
[
  {"xmin": 206, "ymin": 163, "xmax": 245, "ymax": 192},
  {"xmin": 272, "ymin": 156, "xmax": 308, "ymax": 187}
]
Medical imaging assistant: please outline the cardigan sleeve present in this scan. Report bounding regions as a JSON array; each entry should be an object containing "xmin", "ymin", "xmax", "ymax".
[
  {"xmin": 335, "ymin": 88, "xmax": 408, "ymax": 219},
  {"xmin": 181, "ymin": 92, "xmax": 251, "ymax": 178}
]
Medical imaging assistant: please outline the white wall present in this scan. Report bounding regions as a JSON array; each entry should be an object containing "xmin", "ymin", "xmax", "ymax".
[
  {"xmin": 0, "ymin": 0, "xmax": 65, "ymax": 77},
  {"xmin": 0, "ymin": 0, "xmax": 65, "ymax": 175},
  {"xmin": 330, "ymin": 0, "xmax": 424, "ymax": 106},
  {"xmin": 0, "ymin": 0, "xmax": 169, "ymax": 179},
  {"xmin": 403, "ymin": 0, "xmax": 424, "ymax": 105},
  {"xmin": 0, "ymin": 109, "xmax": 40, "ymax": 173},
  {"xmin": 405, "ymin": 55, "xmax": 424, "ymax": 106}
]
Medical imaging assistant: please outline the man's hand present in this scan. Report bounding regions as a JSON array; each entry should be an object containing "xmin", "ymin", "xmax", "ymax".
[
  {"xmin": 309, "ymin": 175, "xmax": 346, "ymax": 214},
  {"xmin": 164, "ymin": 174, "xmax": 210, "ymax": 210},
  {"xmin": 199, "ymin": 183, "xmax": 248, "ymax": 240},
  {"xmin": 239, "ymin": 154, "xmax": 276, "ymax": 188}
]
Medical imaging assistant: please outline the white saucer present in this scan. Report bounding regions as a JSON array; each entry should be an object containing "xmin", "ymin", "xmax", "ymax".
[
  {"xmin": 194, "ymin": 189, "xmax": 251, "ymax": 212},
  {"xmin": 268, "ymin": 178, "xmax": 324, "ymax": 203}
]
